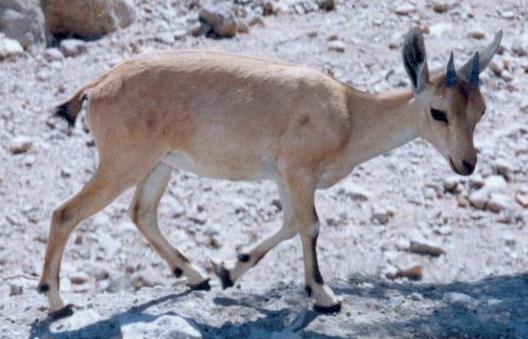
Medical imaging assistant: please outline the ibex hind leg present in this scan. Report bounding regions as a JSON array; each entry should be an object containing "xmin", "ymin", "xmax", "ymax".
[
  {"xmin": 129, "ymin": 162, "xmax": 210, "ymax": 290},
  {"xmin": 38, "ymin": 156, "xmax": 160, "ymax": 318}
]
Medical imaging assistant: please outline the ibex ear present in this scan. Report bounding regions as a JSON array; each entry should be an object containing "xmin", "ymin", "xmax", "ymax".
[{"xmin": 402, "ymin": 27, "xmax": 429, "ymax": 94}]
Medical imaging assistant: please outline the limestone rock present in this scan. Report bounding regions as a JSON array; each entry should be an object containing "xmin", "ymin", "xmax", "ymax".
[
  {"xmin": 395, "ymin": 4, "xmax": 416, "ymax": 16},
  {"xmin": 0, "ymin": 33, "xmax": 23, "ymax": 58},
  {"xmin": 121, "ymin": 314, "xmax": 201, "ymax": 339},
  {"xmin": 0, "ymin": 0, "xmax": 45, "ymax": 48},
  {"xmin": 468, "ymin": 175, "xmax": 510, "ymax": 212},
  {"xmin": 371, "ymin": 206, "xmax": 395, "ymax": 225},
  {"xmin": 328, "ymin": 40, "xmax": 346, "ymax": 52},
  {"xmin": 59, "ymin": 39, "xmax": 87, "ymax": 57},
  {"xmin": 443, "ymin": 292, "xmax": 478, "ymax": 309},
  {"xmin": 8, "ymin": 136, "xmax": 32, "ymax": 154},
  {"xmin": 198, "ymin": 5, "xmax": 238, "ymax": 38},
  {"xmin": 41, "ymin": 0, "xmax": 135, "ymax": 40}
]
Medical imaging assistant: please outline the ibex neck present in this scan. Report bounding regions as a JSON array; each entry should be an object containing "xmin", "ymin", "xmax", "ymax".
[{"xmin": 345, "ymin": 88, "xmax": 420, "ymax": 165}]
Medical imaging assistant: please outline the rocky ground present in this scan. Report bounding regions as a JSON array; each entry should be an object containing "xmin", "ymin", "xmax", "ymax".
[{"xmin": 1, "ymin": 0, "xmax": 528, "ymax": 338}]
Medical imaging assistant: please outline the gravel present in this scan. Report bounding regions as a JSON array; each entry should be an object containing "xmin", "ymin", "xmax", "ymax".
[{"xmin": 1, "ymin": 0, "xmax": 527, "ymax": 338}]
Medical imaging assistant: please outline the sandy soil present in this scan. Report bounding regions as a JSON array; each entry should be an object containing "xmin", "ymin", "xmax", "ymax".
[{"xmin": 0, "ymin": 0, "xmax": 527, "ymax": 337}]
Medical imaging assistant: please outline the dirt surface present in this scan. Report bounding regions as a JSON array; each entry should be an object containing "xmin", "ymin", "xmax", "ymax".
[{"xmin": 1, "ymin": 0, "xmax": 527, "ymax": 338}]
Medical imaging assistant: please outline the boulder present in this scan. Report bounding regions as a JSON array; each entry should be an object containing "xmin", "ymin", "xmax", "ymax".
[
  {"xmin": 41, "ymin": 0, "xmax": 135, "ymax": 40},
  {"xmin": 0, "ymin": 0, "xmax": 45, "ymax": 48},
  {"xmin": 198, "ymin": 5, "xmax": 238, "ymax": 38}
]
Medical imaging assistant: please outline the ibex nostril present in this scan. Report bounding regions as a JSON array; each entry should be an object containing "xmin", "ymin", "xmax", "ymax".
[{"xmin": 462, "ymin": 160, "xmax": 474, "ymax": 172}]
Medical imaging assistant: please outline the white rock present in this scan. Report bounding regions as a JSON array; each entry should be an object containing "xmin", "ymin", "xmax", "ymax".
[
  {"xmin": 484, "ymin": 175, "xmax": 509, "ymax": 193},
  {"xmin": 371, "ymin": 206, "xmax": 394, "ymax": 225},
  {"xmin": 388, "ymin": 295, "xmax": 405, "ymax": 308},
  {"xmin": 173, "ymin": 29, "xmax": 187, "ymax": 40},
  {"xmin": 8, "ymin": 136, "xmax": 32, "ymax": 154},
  {"xmin": 156, "ymin": 31, "xmax": 175, "ymax": 45},
  {"xmin": 0, "ymin": 3, "xmax": 45, "ymax": 48},
  {"xmin": 468, "ymin": 174, "xmax": 484, "ymax": 189},
  {"xmin": 494, "ymin": 158, "xmax": 513, "ymax": 179},
  {"xmin": 468, "ymin": 175, "xmax": 509, "ymax": 211},
  {"xmin": 122, "ymin": 314, "xmax": 201, "ymax": 339},
  {"xmin": 429, "ymin": 22, "xmax": 452, "ymax": 37},
  {"xmin": 0, "ymin": 34, "xmax": 23, "ymax": 59},
  {"xmin": 343, "ymin": 183, "xmax": 371, "ymax": 201},
  {"xmin": 328, "ymin": 40, "xmax": 346, "ymax": 53},
  {"xmin": 59, "ymin": 39, "xmax": 87, "ymax": 57},
  {"xmin": 44, "ymin": 47, "xmax": 64, "ymax": 61},
  {"xmin": 512, "ymin": 32, "xmax": 528, "ymax": 56},
  {"xmin": 59, "ymin": 309, "xmax": 102, "ymax": 331},
  {"xmin": 443, "ymin": 292, "xmax": 478, "ymax": 309},
  {"xmin": 487, "ymin": 193, "xmax": 512, "ymax": 213},
  {"xmin": 131, "ymin": 268, "xmax": 164, "ymax": 290},
  {"xmin": 443, "ymin": 176, "xmax": 459, "ymax": 193},
  {"xmin": 500, "ymin": 11, "xmax": 515, "ymax": 19},
  {"xmin": 410, "ymin": 292, "xmax": 423, "ymax": 301},
  {"xmin": 198, "ymin": 5, "xmax": 238, "ymax": 38},
  {"xmin": 468, "ymin": 189, "xmax": 488, "ymax": 210},
  {"xmin": 520, "ymin": 96, "xmax": 528, "ymax": 113},
  {"xmin": 515, "ymin": 193, "xmax": 528, "ymax": 208},
  {"xmin": 388, "ymin": 32, "xmax": 403, "ymax": 50},
  {"xmin": 395, "ymin": 4, "xmax": 416, "ymax": 15}
]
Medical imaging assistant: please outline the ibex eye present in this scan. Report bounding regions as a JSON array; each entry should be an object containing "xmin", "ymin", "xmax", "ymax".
[{"xmin": 431, "ymin": 108, "xmax": 448, "ymax": 123}]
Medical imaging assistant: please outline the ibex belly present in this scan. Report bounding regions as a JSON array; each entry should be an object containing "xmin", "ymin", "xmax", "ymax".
[{"xmin": 162, "ymin": 151, "xmax": 279, "ymax": 182}]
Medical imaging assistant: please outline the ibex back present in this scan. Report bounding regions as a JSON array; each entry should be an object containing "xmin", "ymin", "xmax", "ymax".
[{"xmin": 39, "ymin": 27, "xmax": 502, "ymax": 318}]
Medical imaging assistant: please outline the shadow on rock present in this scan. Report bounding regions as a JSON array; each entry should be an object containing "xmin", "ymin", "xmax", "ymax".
[
  {"xmin": 28, "ymin": 291, "xmax": 192, "ymax": 339},
  {"xmin": 335, "ymin": 272, "xmax": 528, "ymax": 338},
  {"xmin": 28, "ymin": 273, "xmax": 528, "ymax": 338},
  {"xmin": 28, "ymin": 288, "xmax": 338, "ymax": 338}
]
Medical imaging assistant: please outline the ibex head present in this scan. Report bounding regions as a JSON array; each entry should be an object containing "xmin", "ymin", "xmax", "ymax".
[{"xmin": 402, "ymin": 27, "xmax": 502, "ymax": 176}]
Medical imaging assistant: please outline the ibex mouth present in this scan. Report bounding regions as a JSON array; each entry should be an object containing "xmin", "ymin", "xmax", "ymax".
[
  {"xmin": 448, "ymin": 157, "xmax": 473, "ymax": 176},
  {"xmin": 448, "ymin": 157, "xmax": 462, "ymax": 175}
]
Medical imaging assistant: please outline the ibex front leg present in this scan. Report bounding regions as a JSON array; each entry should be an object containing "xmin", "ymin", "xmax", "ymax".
[
  {"xmin": 286, "ymin": 173, "xmax": 341, "ymax": 313},
  {"xmin": 214, "ymin": 184, "xmax": 297, "ymax": 287}
]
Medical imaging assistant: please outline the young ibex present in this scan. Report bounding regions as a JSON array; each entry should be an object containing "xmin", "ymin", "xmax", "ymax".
[{"xmin": 39, "ymin": 27, "xmax": 501, "ymax": 317}]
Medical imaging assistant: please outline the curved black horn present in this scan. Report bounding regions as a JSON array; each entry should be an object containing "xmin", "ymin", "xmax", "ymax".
[
  {"xmin": 446, "ymin": 51, "xmax": 457, "ymax": 87},
  {"xmin": 459, "ymin": 30, "xmax": 502, "ymax": 83},
  {"xmin": 469, "ymin": 52, "xmax": 480, "ymax": 85}
]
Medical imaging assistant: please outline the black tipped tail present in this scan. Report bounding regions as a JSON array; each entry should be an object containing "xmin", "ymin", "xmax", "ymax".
[
  {"xmin": 53, "ymin": 90, "xmax": 88, "ymax": 128},
  {"xmin": 54, "ymin": 102, "xmax": 76, "ymax": 127}
]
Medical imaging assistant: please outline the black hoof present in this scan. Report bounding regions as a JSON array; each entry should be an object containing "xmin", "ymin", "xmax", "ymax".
[
  {"xmin": 37, "ymin": 283, "xmax": 49, "ymax": 294},
  {"xmin": 189, "ymin": 279, "xmax": 211, "ymax": 291},
  {"xmin": 49, "ymin": 304, "xmax": 74, "ymax": 320},
  {"xmin": 313, "ymin": 302, "xmax": 341, "ymax": 314},
  {"xmin": 213, "ymin": 264, "xmax": 234, "ymax": 289}
]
